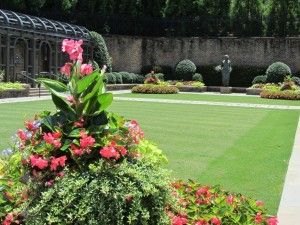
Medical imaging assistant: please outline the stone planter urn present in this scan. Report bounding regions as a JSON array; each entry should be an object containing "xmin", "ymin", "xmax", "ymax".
[{"xmin": 220, "ymin": 87, "xmax": 232, "ymax": 94}]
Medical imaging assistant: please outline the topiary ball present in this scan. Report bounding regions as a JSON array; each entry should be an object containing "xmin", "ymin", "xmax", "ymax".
[
  {"xmin": 136, "ymin": 74, "xmax": 145, "ymax": 84},
  {"xmin": 252, "ymin": 75, "xmax": 267, "ymax": 85},
  {"xmin": 105, "ymin": 73, "xmax": 116, "ymax": 84},
  {"xmin": 175, "ymin": 59, "xmax": 196, "ymax": 81},
  {"xmin": 120, "ymin": 72, "xmax": 133, "ymax": 84},
  {"xmin": 292, "ymin": 76, "xmax": 300, "ymax": 86},
  {"xmin": 114, "ymin": 72, "xmax": 123, "ymax": 84},
  {"xmin": 192, "ymin": 73, "xmax": 203, "ymax": 82},
  {"xmin": 266, "ymin": 62, "xmax": 292, "ymax": 83}
]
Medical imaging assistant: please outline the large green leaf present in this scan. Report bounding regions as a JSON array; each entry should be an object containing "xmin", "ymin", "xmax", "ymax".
[
  {"xmin": 51, "ymin": 94, "xmax": 76, "ymax": 119},
  {"xmin": 37, "ymin": 78, "xmax": 67, "ymax": 92},
  {"xmin": 81, "ymin": 76, "xmax": 104, "ymax": 103},
  {"xmin": 77, "ymin": 71, "xmax": 99, "ymax": 94},
  {"xmin": 96, "ymin": 93, "xmax": 113, "ymax": 113}
]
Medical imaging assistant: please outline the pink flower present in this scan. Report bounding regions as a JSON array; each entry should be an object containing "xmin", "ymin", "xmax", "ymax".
[
  {"xmin": 196, "ymin": 187, "xmax": 210, "ymax": 197},
  {"xmin": 3, "ymin": 213, "xmax": 14, "ymax": 225},
  {"xmin": 66, "ymin": 95, "xmax": 75, "ymax": 104},
  {"xmin": 255, "ymin": 212, "xmax": 263, "ymax": 224},
  {"xmin": 210, "ymin": 217, "xmax": 221, "ymax": 225},
  {"xmin": 60, "ymin": 63, "xmax": 72, "ymax": 76},
  {"xmin": 45, "ymin": 180, "xmax": 54, "ymax": 187},
  {"xmin": 117, "ymin": 145, "xmax": 127, "ymax": 156},
  {"xmin": 50, "ymin": 156, "xmax": 67, "ymax": 171},
  {"xmin": 80, "ymin": 64, "xmax": 93, "ymax": 76},
  {"xmin": 80, "ymin": 134, "xmax": 95, "ymax": 149},
  {"xmin": 172, "ymin": 216, "xmax": 188, "ymax": 225},
  {"xmin": 30, "ymin": 155, "xmax": 48, "ymax": 170},
  {"xmin": 256, "ymin": 200, "xmax": 264, "ymax": 207},
  {"xmin": 71, "ymin": 144, "xmax": 84, "ymax": 156},
  {"xmin": 62, "ymin": 39, "xmax": 83, "ymax": 62},
  {"xmin": 100, "ymin": 146, "xmax": 120, "ymax": 160},
  {"xmin": 43, "ymin": 132, "xmax": 61, "ymax": 148},
  {"xmin": 267, "ymin": 217, "xmax": 278, "ymax": 225},
  {"xmin": 74, "ymin": 117, "xmax": 84, "ymax": 127},
  {"xmin": 17, "ymin": 129, "xmax": 27, "ymax": 141},
  {"xmin": 195, "ymin": 220, "xmax": 208, "ymax": 225},
  {"xmin": 226, "ymin": 195, "xmax": 234, "ymax": 205}
]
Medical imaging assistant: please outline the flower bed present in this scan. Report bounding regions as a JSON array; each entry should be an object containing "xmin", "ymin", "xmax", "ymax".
[
  {"xmin": 132, "ymin": 84, "xmax": 179, "ymax": 94},
  {"xmin": 0, "ymin": 83, "xmax": 29, "ymax": 99},
  {"xmin": 261, "ymin": 90, "xmax": 300, "ymax": 100}
]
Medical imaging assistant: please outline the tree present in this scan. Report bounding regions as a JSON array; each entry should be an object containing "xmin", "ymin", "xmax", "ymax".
[
  {"xmin": 230, "ymin": 0, "xmax": 265, "ymax": 36},
  {"xmin": 140, "ymin": 0, "xmax": 166, "ymax": 17}
]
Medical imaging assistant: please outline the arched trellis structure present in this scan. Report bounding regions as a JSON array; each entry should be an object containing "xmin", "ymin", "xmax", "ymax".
[{"xmin": 0, "ymin": 9, "xmax": 93, "ymax": 84}]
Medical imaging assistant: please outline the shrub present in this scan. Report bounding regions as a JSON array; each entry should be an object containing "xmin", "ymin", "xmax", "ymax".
[
  {"xmin": 145, "ymin": 76, "xmax": 160, "ymax": 85},
  {"xmin": 192, "ymin": 73, "xmax": 203, "ymax": 82},
  {"xmin": 113, "ymin": 72, "xmax": 123, "ymax": 84},
  {"xmin": 120, "ymin": 72, "xmax": 133, "ymax": 84},
  {"xmin": 146, "ymin": 73, "xmax": 165, "ymax": 81},
  {"xmin": 132, "ymin": 85, "xmax": 179, "ymax": 94},
  {"xmin": 141, "ymin": 65, "xmax": 173, "ymax": 80},
  {"xmin": 136, "ymin": 74, "xmax": 145, "ymax": 84},
  {"xmin": 252, "ymin": 75, "xmax": 267, "ymax": 85},
  {"xmin": 169, "ymin": 180, "xmax": 278, "ymax": 225},
  {"xmin": 25, "ymin": 160, "xmax": 171, "ymax": 225},
  {"xmin": 0, "ymin": 70, "xmax": 4, "ymax": 82},
  {"xmin": 104, "ymin": 73, "xmax": 116, "ymax": 84},
  {"xmin": 90, "ymin": 31, "xmax": 112, "ymax": 72},
  {"xmin": 175, "ymin": 59, "xmax": 196, "ymax": 80},
  {"xmin": 266, "ymin": 62, "xmax": 292, "ymax": 83},
  {"xmin": 261, "ymin": 90, "xmax": 300, "ymax": 100},
  {"xmin": 292, "ymin": 76, "xmax": 300, "ymax": 86}
]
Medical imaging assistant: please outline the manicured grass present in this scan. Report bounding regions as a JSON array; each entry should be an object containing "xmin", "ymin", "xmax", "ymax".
[
  {"xmin": 117, "ymin": 93, "xmax": 300, "ymax": 106},
  {"xmin": 0, "ymin": 99, "xmax": 298, "ymax": 214}
]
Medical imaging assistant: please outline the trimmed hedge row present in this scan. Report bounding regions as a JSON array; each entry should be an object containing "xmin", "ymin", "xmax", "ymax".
[
  {"xmin": 132, "ymin": 85, "xmax": 179, "ymax": 94},
  {"xmin": 104, "ymin": 72, "xmax": 144, "ymax": 84}
]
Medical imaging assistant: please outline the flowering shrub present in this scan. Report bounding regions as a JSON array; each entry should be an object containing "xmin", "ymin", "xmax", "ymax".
[
  {"xmin": 0, "ymin": 39, "xmax": 172, "ymax": 224},
  {"xmin": 175, "ymin": 81, "xmax": 205, "ymax": 88},
  {"xmin": 132, "ymin": 84, "xmax": 179, "ymax": 94},
  {"xmin": 168, "ymin": 181, "xmax": 278, "ymax": 225}
]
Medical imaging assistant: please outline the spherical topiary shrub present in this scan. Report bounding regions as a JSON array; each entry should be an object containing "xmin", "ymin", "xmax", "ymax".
[
  {"xmin": 192, "ymin": 73, "xmax": 203, "ymax": 82},
  {"xmin": 105, "ymin": 73, "xmax": 116, "ymax": 84},
  {"xmin": 120, "ymin": 72, "xmax": 133, "ymax": 84},
  {"xmin": 114, "ymin": 72, "xmax": 123, "ymax": 84},
  {"xmin": 252, "ymin": 75, "xmax": 267, "ymax": 85},
  {"xmin": 90, "ymin": 31, "xmax": 112, "ymax": 72},
  {"xmin": 292, "ymin": 76, "xmax": 300, "ymax": 86},
  {"xmin": 266, "ymin": 62, "xmax": 292, "ymax": 83},
  {"xmin": 175, "ymin": 59, "xmax": 196, "ymax": 80},
  {"xmin": 136, "ymin": 74, "xmax": 145, "ymax": 84}
]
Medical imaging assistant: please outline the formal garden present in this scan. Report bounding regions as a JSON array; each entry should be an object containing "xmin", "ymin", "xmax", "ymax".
[{"xmin": 1, "ymin": 1, "xmax": 300, "ymax": 225}]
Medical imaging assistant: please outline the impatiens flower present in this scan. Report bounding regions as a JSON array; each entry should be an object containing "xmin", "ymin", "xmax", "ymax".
[
  {"xmin": 43, "ymin": 132, "xmax": 62, "ymax": 148},
  {"xmin": 3, "ymin": 213, "xmax": 14, "ymax": 225},
  {"xmin": 195, "ymin": 219, "xmax": 208, "ymax": 225},
  {"xmin": 125, "ymin": 120, "xmax": 145, "ymax": 144},
  {"xmin": 71, "ymin": 144, "xmax": 84, "ymax": 156},
  {"xmin": 25, "ymin": 120, "xmax": 39, "ymax": 131},
  {"xmin": 74, "ymin": 117, "xmax": 84, "ymax": 127},
  {"xmin": 196, "ymin": 187, "xmax": 211, "ymax": 198},
  {"xmin": 256, "ymin": 200, "xmax": 264, "ymax": 207},
  {"xmin": 255, "ymin": 212, "xmax": 263, "ymax": 224},
  {"xmin": 60, "ymin": 62, "xmax": 72, "ymax": 76},
  {"xmin": 17, "ymin": 129, "xmax": 27, "ymax": 141},
  {"xmin": 62, "ymin": 39, "xmax": 83, "ymax": 61},
  {"xmin": 100, "ymin": 145, "xmax": 120, "ymax": 160},
  {"xmin": 210, "ymin": 217, "xmax": 221, "ymax": 225},
  {"xmin": 172, "ymin": 216, "xmax": 188, "ymax": 225},
  {"xmin": 226, "ymin": 195, "xmax": 234, "ymax": 205},
  {"xmin": 50, "ymin": 156, "xmax": 67, "ymax": 171},
  {"xmin": 80, "ymin": 64, "xmax": 93, "ymax": 76},
  {"xmin": 80, "ymin": 132, "xmax": 95, "ymax": 149},
  {"xmin": 267, "ymin": 217, "xmax": 278, "ymax": 225},
  {"xmin": 30, "ymin": 155, "xmax": 48, "ymax": 170}
]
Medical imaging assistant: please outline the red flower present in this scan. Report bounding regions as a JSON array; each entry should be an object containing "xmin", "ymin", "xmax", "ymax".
[
  {"xmin": 80, "ymin": 64, "xmax": 93, "ymax": 76},
  {"xmin": 226, "ymin": 195, "xmax": 234, "ymax": 205},
  {"xmin": 256, "ymin": 200, "xmax": 264, "ymax": 207},
  {"xmin": 99, "ymin": 146, "xmax": 120, "ymax": 160},
  {"xmin": 196, "ymin": 187, "xmax": 210, "ymax": 198},
  {"xmin": 267, "ymin": 217, "xmax": 278, "ymax": 225},
  {"xmin": 71, "ymin": 144, "xmax": 84, "ymax": 156},
  {"xmin": 74, "ymin": 117, "xmax": 84, "ymax": 127},
  {"xmin": 172, "ymin": 216, "xmax": 188, "ymax": 225},
  {"xmin": 62, "ymin": 39, "xmax": 83, "ymax": 62},
  {"xmin": 60, "ymin": 62, "xmax": 72, "ymax": 76},
  {"xmin": 210, "ymin": 217, "xmax": 221, "ymax": 225},
  {"xmin": 24, "ymin": 120, "xmax": 37, "ymax": 131},
  {"xmin": 30, "ymin": 155, "xmax": 48, "ymax": 170},
  {"xmin": 17, "ymin": 129, "xmax": 27, "ymax": 141},
  {"xmin": 195, "ymin": 219, "xmax": 208, "ymax": 225},
  {"xmin": 255, "ymin": 212, "xmax": 263, "ymax": 224},
  {"xmin": 80, "ymin": 134, "xmax": 95, "ymax": 149},
  {"xmin": 3, "ymin": 213, "xmax": 14, "ymax": 225},
  {"xmin": 43, "ymin": 132, "xmax": 61, "ymax": 148},
  {"xmin": 117, "ymin": 145, "xmax": 127, "ymax": 156},
  {"xmin": 50, "ymin": 156, "xmax": 67, "ymax": 171}
]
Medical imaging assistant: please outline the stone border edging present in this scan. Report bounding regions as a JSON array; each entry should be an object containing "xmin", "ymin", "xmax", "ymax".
[{"xmin": 278, "ymin": 117, "xmax": 300, "ymax": 225}]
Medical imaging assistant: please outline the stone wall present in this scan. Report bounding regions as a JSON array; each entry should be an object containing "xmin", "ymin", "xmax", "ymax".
[{"xmin": 104, "ymin": 35, "xmax": 300, "ymax": 74}]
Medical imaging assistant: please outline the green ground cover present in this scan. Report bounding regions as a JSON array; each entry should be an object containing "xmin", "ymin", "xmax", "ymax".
[
  {"xmin": 0, "ymin": 99, "xmax": 298, "ymax": 214},
  {"xmin": 117, "ymin": 93, "xmax": 300, "ymax": 106}
]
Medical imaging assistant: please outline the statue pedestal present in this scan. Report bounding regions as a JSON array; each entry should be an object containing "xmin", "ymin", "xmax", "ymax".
[{"xmin": 220, "ymin": 87, "xmax": 232, "ymax": 94}]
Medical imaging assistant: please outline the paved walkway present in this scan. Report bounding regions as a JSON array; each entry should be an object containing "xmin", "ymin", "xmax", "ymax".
[
  {"xmin": 278, "ymin": 117, "xmax": 300, "ymax": 225},
  {"xmin": 114, "ymin": 97, "xmax": 300, "ymax": 110}
]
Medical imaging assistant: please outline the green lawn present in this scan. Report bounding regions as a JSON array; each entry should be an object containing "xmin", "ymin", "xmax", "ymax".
[
  {"xmin": 117, "ymin": 93, "xmax": 300, "ymax": 106},
  {"xmin": 0, "ymin": 98, "xmax": 299, "ymax": 214}
]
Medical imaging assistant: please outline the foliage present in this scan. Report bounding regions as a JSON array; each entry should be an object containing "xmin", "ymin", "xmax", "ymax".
[
  {"xmin": 90, "ymin": 31, "xmax": 112, "ymax": 72},
  {"xmin": 132, "ymin": 85, "xmax": 179, "ymax": 94},
  {"xmin": 146, "ymin": 73, "xmax": 165, "ymax": 81},
  {"xmin": 292, "ymin": 76, "xmax": 300, "ymax": 86},
  {"xmin": 120, "ymin": 72, "xmax": 134, "ymax": 84},
  {"xmin": 0, "ymin": 70, "xmax": 4, "ymax": 82},
  {"xmin": 24, "ymin": 160, "xmax": 171, "ymax": 225},
  {"xmin": 169, "ymin": 180, "xmax": 278, "ymax": 225},
  {"xmin": 252, "ymin": 75, "xmax": 267, "ymax": 85},
  {"xmin": 104, "ymin": 73, "xmax": 116, "ymax": 84},
  {"xmin": 113, "ymin": 72, "xmax": 123, "ymax": 84},
  {"xmin": 0, "ymin": 83, "xmax": 24, "ymax": 92},
  {"xmin": 192, "ymin": 73, "xmax": 203, "ymax": 82},
  {"xmin": 261, "ymin": 89, "xmax": 300, "ymax": 100},
  {"xmin": 175, "ymin": 60, "xmax": 196, "ymax": 81},
  {"xmin": 145, "ymin": 76, "xmax": 160, "ymax": 85},
  {"xmin": 266, "ymin": 62, "xmax": 292, "ymax": 83},
  {"xmin": 174, "ymin": 81, "xmax": 205, "ymax": 88}
]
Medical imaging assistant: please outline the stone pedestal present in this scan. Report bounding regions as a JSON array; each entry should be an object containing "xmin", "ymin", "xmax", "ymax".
[{"xmin": 220, "ymin": 87, "xmax": 232, "ymax": 94}]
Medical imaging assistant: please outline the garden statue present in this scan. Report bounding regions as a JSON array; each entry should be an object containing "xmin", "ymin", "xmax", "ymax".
[{"xmin": 221, "ymin": 55, "xmax": 232, "ymax": 87}]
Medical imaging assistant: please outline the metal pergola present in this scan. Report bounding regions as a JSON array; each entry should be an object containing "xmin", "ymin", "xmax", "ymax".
[{"xmin": 0, "ymin": 9, "xmax": 93, "ymax": 83}]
